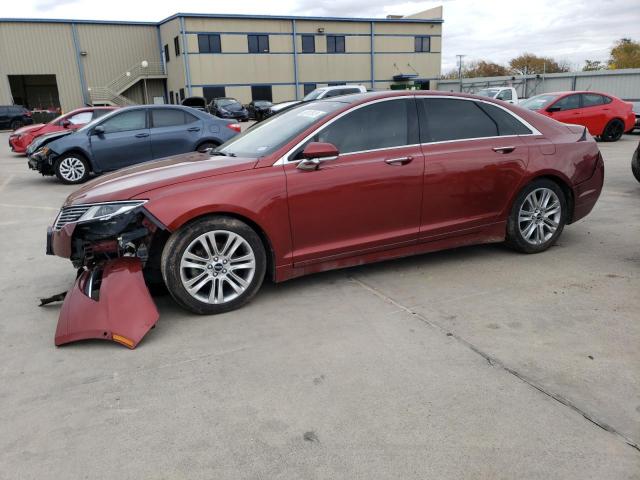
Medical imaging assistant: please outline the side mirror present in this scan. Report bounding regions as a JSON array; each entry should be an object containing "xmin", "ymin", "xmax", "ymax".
[
  {"xmin": 546, "ymin": 106, "xmax": 561, "ymax": 113},
  {"xmin": 61, "ymin": 120, "xmax": 72, "ymax": 128},
  {"xmin": 297, "ymin": 142, "xmax": 339, "ymax": 171},
  {"xmin": 92, "ymin": 125, "xmax": 105, "ymax": 135}
]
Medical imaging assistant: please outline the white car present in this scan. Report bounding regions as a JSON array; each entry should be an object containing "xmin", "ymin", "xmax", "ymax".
[
  {"xmin": 475, "ymin": 87, "xmax": 518, "ymax": 104},
  {"xmin": 269, "ymin": 85, "xmax": 367, "ymax": 116}
]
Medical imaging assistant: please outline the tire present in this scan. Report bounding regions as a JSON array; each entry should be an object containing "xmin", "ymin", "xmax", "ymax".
[
  {"xmin": 506, "ymin": 179, "xmax": 567, "ymax": 254},
  {"xmin": 600, "ymin": 119, "xmax": 625, "ymax": 142},
  {"xmin": 10, "ymin": 119, "xmax": 24, "ymax": 130},
  {"xmin": 196, "ymin": 141, "xmax": 217, "ymax": 153},
  {"xmin": 161, "ymin": 216, "xmax": 266, "ymax": 315},
  {"xmin": 632, "ymin": 144, "xmax": 640, "ymax": 183},
  {"xmin": 54, "ymin": 153, "xmax": 90, "ymax": 184}
]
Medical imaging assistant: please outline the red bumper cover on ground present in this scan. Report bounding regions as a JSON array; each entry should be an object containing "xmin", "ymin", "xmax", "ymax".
[{"xmin": 55, "ymin": 257, "xmax": 159, "ymax": 349}]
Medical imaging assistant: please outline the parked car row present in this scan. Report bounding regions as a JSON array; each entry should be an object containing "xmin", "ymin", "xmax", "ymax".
[
  {"xmin": 181, "ymin": 96, "xmax": 266, "ymax": 121},
  {"xmin": 27, "ymin": 105, "xmax": 240, "ymax": 183}
]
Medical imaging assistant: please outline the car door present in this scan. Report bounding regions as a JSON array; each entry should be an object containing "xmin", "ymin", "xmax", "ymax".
[
  {"xmin": 90, "ymin": 108, "xmax": 151, "ymax": 171},
  {"xmin": 547, "ymin": 93, "xmax": 582, "ymax": 126},
  {"xmin": 283, "ymin": 97, "xmax": 425, "ymax": 266},
  {"xmin": 580, "ymin": 93, "xmax": 607, "ymax": 135},
  {"xmin": 417, "ymin": 97, "xmax": 530, "ymax": 240},
  {"xmin": 149, "ymin": 108, "xmax": 202, "ymax": 158}
]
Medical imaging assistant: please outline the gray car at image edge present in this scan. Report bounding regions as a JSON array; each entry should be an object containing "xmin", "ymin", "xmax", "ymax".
[{"xmin": 27, "ymin": 105, "xmax": 239, "ymax": 184}]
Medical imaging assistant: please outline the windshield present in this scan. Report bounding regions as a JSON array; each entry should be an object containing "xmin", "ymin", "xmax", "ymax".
[
  {"xmin": 302, "ymin": 89, "xmax": 326, "ymax": 101},
  {"xmin": 216, "ymin": 101, "xmax": 346, "ymax": 158},
  {"xmin": 218, "ymin": 99, "xmax": 239, "ymax": 107},
  {"xmin": 520, "ymin": 94, "xmax": 559, "ymax": 111},
  {"xmin": 476, "ymin": 89, "xmax": 501, "ymax": 98}
]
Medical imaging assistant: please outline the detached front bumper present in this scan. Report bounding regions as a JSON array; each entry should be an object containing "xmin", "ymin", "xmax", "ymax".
[{"xmin": 55, "ymin": 258, "xmax": 159, "ymax": 349}]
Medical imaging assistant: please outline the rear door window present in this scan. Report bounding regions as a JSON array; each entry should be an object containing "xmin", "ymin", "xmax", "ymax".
[
  {"xmin": 152, "ymin": 108, "xmax": 190, "ymax": 128},
  {"xmin": 312, "ymin": 99, "xmax": 417, "ymax": 154},
  {"xmin": 418, "ymin": 98, "xmax": 498, "ymax": 142},
  {"xmin": 581, "ymin": 94, "xmax": 605, "ymax": 107}
]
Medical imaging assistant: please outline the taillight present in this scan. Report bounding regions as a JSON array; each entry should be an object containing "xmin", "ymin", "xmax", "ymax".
[{"xmin": 226, "ymin": 123, "xmax": 241, "ymax": 133}]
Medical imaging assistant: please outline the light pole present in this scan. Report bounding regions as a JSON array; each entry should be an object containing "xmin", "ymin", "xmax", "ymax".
[
  {"xmin": 141, "ymin": 60, "xmax": 149, "ymax": 104},
  {"xmin": 456, "ymin": 54, "xmax": 466, "ymax": 92}
]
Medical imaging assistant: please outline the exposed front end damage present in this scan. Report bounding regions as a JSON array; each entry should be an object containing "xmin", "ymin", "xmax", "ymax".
[{"xmin": 48, "ymin": 202, "xmax": 167, "ymax": 348}]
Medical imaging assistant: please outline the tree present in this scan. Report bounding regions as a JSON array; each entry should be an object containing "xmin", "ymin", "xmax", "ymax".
[
  {"xmin": 440, "ymin": 59, "xmax": 509, "ymax": 79},
  {"xmin": 582, "ymin": 59, "xmax": 607, "ymax": 71},
  {"xmin": 608, "ymin": 38, "xmax": 640, "ymax": 69},
  {"xmin": 509, "ymin": 53, "xmax": 570, "ymax": 74}
]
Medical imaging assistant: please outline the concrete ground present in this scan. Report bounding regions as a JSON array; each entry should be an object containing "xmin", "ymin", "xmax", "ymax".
[{"xmin": 0, "ymin": 130, "xmax": 638, "ymax": 479}]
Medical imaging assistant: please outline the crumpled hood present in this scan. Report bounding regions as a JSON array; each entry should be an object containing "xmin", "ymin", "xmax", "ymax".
[
  {"xmin": 65, "ymin": 152, "xmax": 258, "ymax": 206},
  {"xmin": 14, "ymin": 123, "xmax": 44, "ymax": 135}
]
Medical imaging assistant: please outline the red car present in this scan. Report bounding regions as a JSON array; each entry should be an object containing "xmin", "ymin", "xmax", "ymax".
[
  {"xmin": 9, "ymin": 107, "xmax": 116, "ymax": 154},
  {"xmin": 48, "ymin": 91, "xmax": 604, "ymax": 348},
  {"xmin": 521, "ymin": 91, "xmax": 635, "ymax": 142}
]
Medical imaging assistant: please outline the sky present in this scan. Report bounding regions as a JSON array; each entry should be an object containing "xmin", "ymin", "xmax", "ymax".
[{"xmin": 2, "ymin": 0, "xmax": 638, "ymax": 72}]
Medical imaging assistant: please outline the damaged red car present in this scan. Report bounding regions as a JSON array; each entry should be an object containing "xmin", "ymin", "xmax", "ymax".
[{"xmin": 48, "ymin": 91, "xmax": 604, "ymax": 348}]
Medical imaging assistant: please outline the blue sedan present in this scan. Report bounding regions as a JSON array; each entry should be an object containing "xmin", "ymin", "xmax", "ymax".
[{"xmin": 27, "ymin": 105, "xmax": 240, "ymax": 184}]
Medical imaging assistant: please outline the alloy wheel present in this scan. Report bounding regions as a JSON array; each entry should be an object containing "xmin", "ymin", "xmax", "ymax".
[
  {"xmin": 179, "ymin": 230, "xmax": 256, "ymax": 304},
  {"xmin": 518, "ymin": 188, "xmax": 561, "ymax": 246},
  {"xmin": 58, "ymin": 157, "xmax": 86, "ymax": 182}
]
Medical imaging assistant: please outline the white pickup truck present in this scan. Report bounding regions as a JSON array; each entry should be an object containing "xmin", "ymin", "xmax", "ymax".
[{"xmin": 475, "ymin": 87, "xmax": 518, "ymax": 104}]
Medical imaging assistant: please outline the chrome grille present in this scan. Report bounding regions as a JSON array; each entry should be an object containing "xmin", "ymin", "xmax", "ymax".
[{"xmin": 54, "ymin": 205, "xmax": 90, "ymax": 230}]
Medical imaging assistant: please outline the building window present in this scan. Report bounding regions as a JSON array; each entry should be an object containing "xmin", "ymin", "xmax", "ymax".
[
  {"xmin": 251, "ymin": 85, "xmax": 272, "ymax": 102},
  {"xmin": 327, "ymin": 35, "xmax": 345, "ymax": 53},
  {"xmin": 248, "ymin": 34, "xmax": 270, "ymax": 53},
  {"xmin": 198, "ymin": 34, "xmax": 221, "ymax": 53},
  {"xmin": 328, "ymin": 82, "xmax": 346, "ymax": 86},
  {"xmin": 179, "ymin": 88, "xmax": 185, "ymax": 102},
  {"xmin": 414, "ymin": 36, "xmax": 430, "ymax": 52},
  {"xmin": 303, "ymin": 83, "xmax": 316, "ymax": 96},
  {"xmin": 169, "ymin": 91, "xmax": 174, "ymax": 104},
  {"xmin": 203, "ymin": 86, "xmax": 226, "ymax": 103},
  {"xmin": 174, "ymin": 36, "xmax": 180, "ymax": 56},
  {"xmin": 164, "ymin": 44, "xmax": 170, "ymax": 62},
  {"xmin": 301, "ymin": 34, "xmax": 315, "ymax": 53}
]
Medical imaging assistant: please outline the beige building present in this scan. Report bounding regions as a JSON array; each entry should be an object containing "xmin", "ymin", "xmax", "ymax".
[{"xmin": 0, "ymin": 8, "xmax": 442, "ymax": 111}]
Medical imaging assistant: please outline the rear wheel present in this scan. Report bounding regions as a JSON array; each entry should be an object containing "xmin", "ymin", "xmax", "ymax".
[
  {"xmin": 196, "ymin": 141, "xmax": 217, "ymax": 153},
  {"xmin": 161, "ymin": 216, "xmax": 266, "ymax": 315},
  {"xmin": 10, "ymin": 119, "xmax": 24, "ymax": 130},
  {"xmin": 600, "ymin": 119, "xmax": 624, "ymax": 142},
  {"xmin": 54, "ymin": 153, "xmax": 90, "ymax": 184},
  {"xmin": 506, "ymin": 179, "xmax": 567, "ymax": 253}
]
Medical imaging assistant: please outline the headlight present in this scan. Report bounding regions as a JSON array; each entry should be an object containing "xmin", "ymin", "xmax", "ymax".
[
  {"xmin": 37, "ymin": 146, "xmax": 50, "ymax": 156},
  {"xmin": 77, "ymin": 201, "xmax": 147, "ymax": 223}
]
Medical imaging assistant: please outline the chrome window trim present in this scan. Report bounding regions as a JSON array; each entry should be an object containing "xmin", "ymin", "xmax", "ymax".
[{"xmin": 273, "ymin": 94, "xmax": 541, "ymax": 166}]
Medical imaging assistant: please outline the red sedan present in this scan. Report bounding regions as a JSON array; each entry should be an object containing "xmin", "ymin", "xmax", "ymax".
[
  {"xmin": 520, "ymin": 91, "xmax": 635, "ymax": 142},
  {"xmin": 9, "ymin": 106, "xmax": 116, "ymax": 154},
  {"xmin": 48, "ymin": 91, "xmax": 604, "ymax": 348}
]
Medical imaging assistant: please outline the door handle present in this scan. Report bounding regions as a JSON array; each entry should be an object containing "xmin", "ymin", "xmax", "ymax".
[
  {"xmin": 492, "ymin": 146, "xmax": 515, "ymax": 154},
  {"xmin": 385, "ymin": 156, "xmax": 413, "ymax": 166},
  {"xmin": 134, "ymin": 133, "xmax": 149, "ymax": 138},
  {"xmin": 187, "ymin": 127, "xmax": 201, "ymax": 132}
]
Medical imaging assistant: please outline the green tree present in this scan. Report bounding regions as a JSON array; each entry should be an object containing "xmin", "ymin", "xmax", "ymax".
[
  {"xmin": 582, "ymin": 59, "xmax": 607, "ymax": 71},
  {"xmin": 509, "ymin": 53, "xmax": 570, "ymax": 74},
  {"xmin": 608, "ymin": 38, "xmax": 640, "ymax": 69}
]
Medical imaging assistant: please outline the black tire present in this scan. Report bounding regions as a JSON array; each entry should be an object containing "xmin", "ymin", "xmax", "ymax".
[
  {"xmin": 54, "ymin": 153, "xmax": 91, "ymax": 184},
  {"xmin": 161, "ymin": 216, "xmax": 266, "ymax": 315},
  {"xmin": 632, "ymin": 144, "xmax": 640, "ymax": 183},
  {"xmin": 196, "ymin": 141, "xmax": 217, "ymax": 153},
  {"xmin": 506, "ymin": 179, "xmax": 567, "ymax": 254},
  {"xmin": 10, "ymin": 119, "xmax": 24, "ymax": 130},
  {"xmin": 600, "ymin": 119, "xmax": 625, "ymax": 142}
]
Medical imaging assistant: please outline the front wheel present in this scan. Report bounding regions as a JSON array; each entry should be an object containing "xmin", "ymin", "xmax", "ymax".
[
  {"xmin": 161, "ymin": 216, "xmax": 266, "ymax": 315},
  {"xmin": 632, "ymin": 144, "xmax": 640, "ymax": 183},
  {"xmin": 506, "ymin": 179, "xmax": 567, "ymax": 253},
  {"xmin": 600, "ymin": 119, "xmax": 624, "ymax": 142},
  {"xmin": 54, "ymin": 153, "xmax": 90, "ymax": 184}
]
